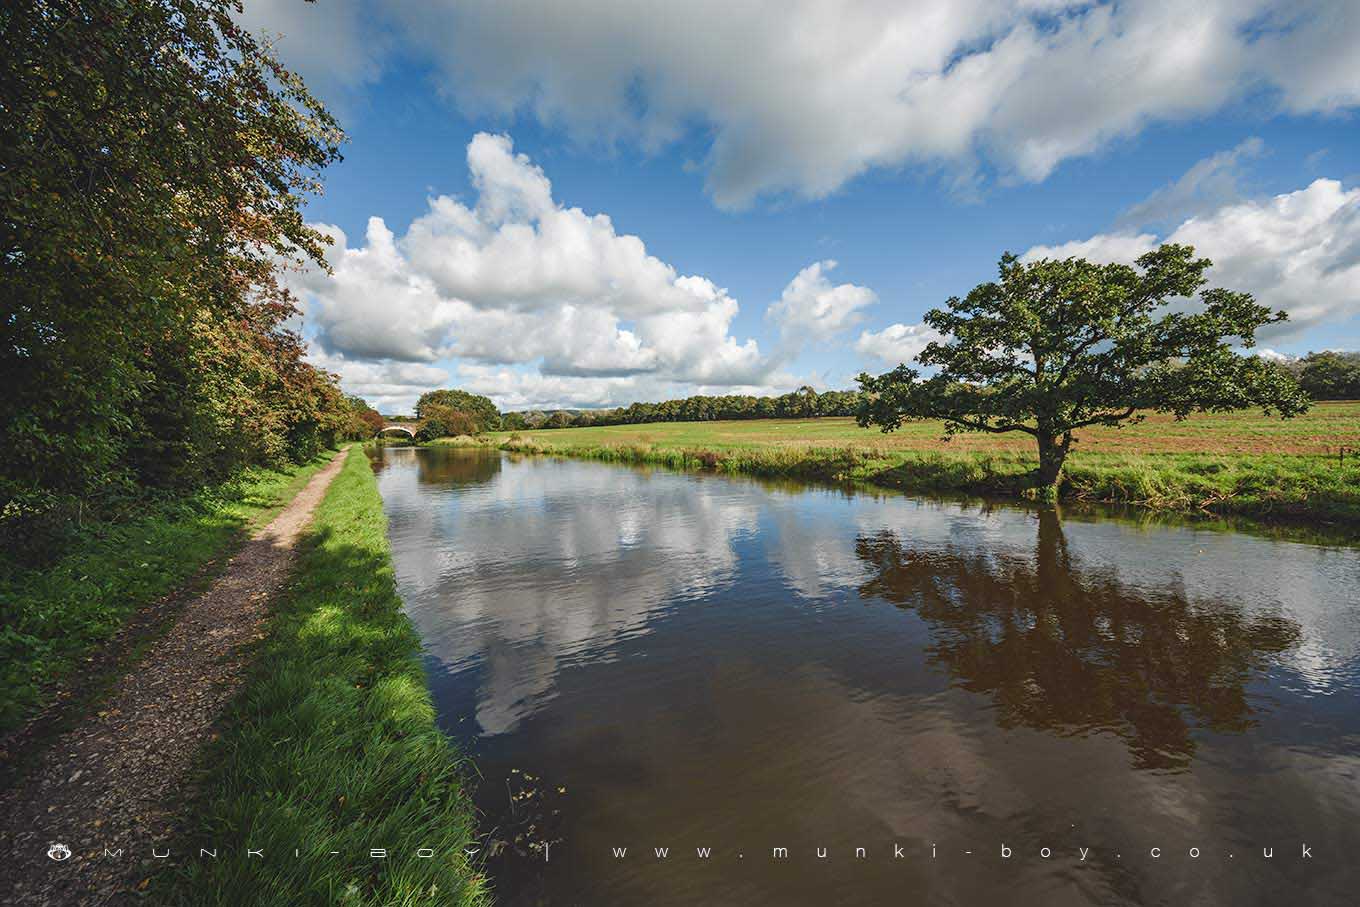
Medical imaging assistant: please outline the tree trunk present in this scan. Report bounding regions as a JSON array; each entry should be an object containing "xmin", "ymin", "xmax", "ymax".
[{"xmin": 1035, "ymin": 431, "xmax": 1068, "ymax": 494}]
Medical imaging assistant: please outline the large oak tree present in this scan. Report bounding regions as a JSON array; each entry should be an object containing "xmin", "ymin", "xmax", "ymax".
[{"xmin": 857, "ymin": 245, "xmax": 1308, "ymax": 493}]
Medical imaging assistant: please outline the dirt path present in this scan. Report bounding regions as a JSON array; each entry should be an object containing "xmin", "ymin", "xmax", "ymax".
[{"xmin": 0, "ymin": 447, "xmax": 350, "ymax": 906}]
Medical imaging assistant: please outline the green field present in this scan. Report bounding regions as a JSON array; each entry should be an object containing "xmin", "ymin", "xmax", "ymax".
[
  {"xmin": 482, "ymin": 402, "xmax": 1360, "ymax": 526},
  {"xmin": 492, "ymin": 403, "xmax": 1360, "ymax": 456}
]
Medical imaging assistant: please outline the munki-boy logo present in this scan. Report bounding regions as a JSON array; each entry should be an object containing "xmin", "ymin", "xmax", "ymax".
[{"xmin": 46, "ymin": 843, "xmax": 72, "ymax": 862}]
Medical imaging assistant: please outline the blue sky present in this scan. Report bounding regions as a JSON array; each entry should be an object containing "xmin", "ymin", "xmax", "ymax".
[{"xmin": 243, "ymin": 1, "xmax": 1360, "ymax": 413}]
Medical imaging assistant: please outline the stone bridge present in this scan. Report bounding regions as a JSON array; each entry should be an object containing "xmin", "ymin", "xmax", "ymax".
[{"xmin": 375, "ymin": 422, "xmax": 418, "ymax": 438}]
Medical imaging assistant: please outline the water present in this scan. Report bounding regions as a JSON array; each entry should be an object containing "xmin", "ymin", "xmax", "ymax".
[{"xmin": 370, "ymin": 447, "xmax": 1360, "ymax": 906}]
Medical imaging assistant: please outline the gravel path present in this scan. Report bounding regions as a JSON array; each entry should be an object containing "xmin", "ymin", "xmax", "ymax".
[{"xmin": 0, "ymin": 447, "xmax": 349, "ymax": 906}]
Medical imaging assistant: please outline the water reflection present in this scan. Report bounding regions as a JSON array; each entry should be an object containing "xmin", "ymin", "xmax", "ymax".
[
  {"xmin": 417, "ymin": 447, "xmax": 502, "ymax": 486},
  {"xmin": 370, "ymin": 448, "xmax": 1360, "ymax": 906},
  {"xmin": 855, "ymin": 510, "xmax": 1302, "ymax": 770}
]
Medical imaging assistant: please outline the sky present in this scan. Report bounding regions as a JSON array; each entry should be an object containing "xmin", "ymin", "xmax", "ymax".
[{"xmin": 239, "ymin": 0, "xmax": 1360, "ymax": 414}]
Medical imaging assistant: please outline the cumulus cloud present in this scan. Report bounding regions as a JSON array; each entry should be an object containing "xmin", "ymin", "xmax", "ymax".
[
  {"xmin": 1024, "ymin": 178, "xmax": 1360, "ymax": 339},
  {"xmin": 307, "ymin": 349, "xmax": 450, "ymax": 414},
  {"xmin": 855, "ymin": 323, "xmax": 945, "ymax": 368},
  {"xmin": 292, "ymin": 133, "xmax": 772, "ymax": 393},
  {"xmin": 767, "ymin": 260, "xmax": 877, "ymax": 352},
  {"xmin": 333, "ymin": 0, "xmax": 1360, "ymax": 207}
]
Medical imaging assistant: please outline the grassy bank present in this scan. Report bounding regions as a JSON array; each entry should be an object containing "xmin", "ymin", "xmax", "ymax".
[
  {"xmin": 0, "ymin": 454, "xmax": 335, "ymax": 735},
  {"xmin": 160, "ymin": 449, "xmax": 487, "ymax": 906},
  {"xmin": 481, "ymin": 404, "xmax": 1360, "ymax": 527}
]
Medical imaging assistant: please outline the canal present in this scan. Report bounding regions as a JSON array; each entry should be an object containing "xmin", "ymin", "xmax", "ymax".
[{"xmin": 370, "ymin": 446, "xmax": 1358, "ymax": 906}]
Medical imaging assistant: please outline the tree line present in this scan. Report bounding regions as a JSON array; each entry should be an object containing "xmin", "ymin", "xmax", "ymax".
[
  {"xmin": 499, "ymin": 386, "xmax": 865, "ymax": 430},
  {"xmin": 1, "ymin": 1, "xmax": 373, "ymax": 561},
  {"xmin": 1276, "ymin": 351, "xmax": 1360, "ymax": 401},
  {"xmin": 461, "ymin": 352, "xmax": 1357, "ymax": 435}
]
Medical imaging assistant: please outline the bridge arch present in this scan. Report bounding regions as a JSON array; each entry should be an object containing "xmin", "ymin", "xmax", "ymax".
[{"xmin": 375, "ymin": 424, "xmax": 417, "ymax": 438}]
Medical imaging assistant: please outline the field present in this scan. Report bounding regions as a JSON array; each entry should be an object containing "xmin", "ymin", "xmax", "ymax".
[
  {"xmin": 484, "ymin": 402, "xmax": 1360, "ymax": 527},
  {"xmin": 492, "ymin": 403, "xmax": 1360, "ymax": 457}
]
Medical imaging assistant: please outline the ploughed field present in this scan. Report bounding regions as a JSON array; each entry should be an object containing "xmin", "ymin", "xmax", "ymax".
[{"xmin": 491, "ymin": 401, "xmax": 1360, "ymax": 457}]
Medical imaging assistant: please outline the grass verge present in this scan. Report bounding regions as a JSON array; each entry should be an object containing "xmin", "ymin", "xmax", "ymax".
[
  {"xmin": 487, "ymin": 432, "xmax": 1360, "ymax": 529},
  {"xmin": 0, "ymin": 454, "xmax": 334, "ymax": 735},
  {"xmin": 158, "ymin": 449, "xmax": 487, "ymax": 906}
]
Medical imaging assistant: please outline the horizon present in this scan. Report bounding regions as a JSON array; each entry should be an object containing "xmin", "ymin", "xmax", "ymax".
[{"xmin": 241, "ymin": 1, "xmax": 1360, "ymax": 414}]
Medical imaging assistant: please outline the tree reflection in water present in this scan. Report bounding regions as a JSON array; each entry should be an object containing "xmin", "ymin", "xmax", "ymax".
[
  {"xmin": 855, "ymin": 509, "xmax": 1302, "ymax": 770},
  {"xmin": 415, "ymin": 448, "xmax": 503, "ymax": 487}
]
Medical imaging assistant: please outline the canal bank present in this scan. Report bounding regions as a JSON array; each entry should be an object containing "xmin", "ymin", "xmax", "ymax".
[
  {"xmin": 1, "ymin": 449, "xmax": 350, "ymax": 905},
  {"xmin": 154, "ymin": 449, "xmax": 487, "ymax": 905},
  {"xmin": 484, "ymin": 434, "xmax": 1360, "ymax": 531},
  {"xmin": 370, "ymin": 446, "xmax": 1360, "ymax": 906}
]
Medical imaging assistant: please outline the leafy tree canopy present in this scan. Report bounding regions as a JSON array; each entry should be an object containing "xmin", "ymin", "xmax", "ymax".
[
  {"xmin": 2, "ymin": 0, "xmax": 347, "ymax": 559},
  {"xmin": 857, "ymin": 245, "xmax": 1309, "ymax": 491},
  {"xmin": 415, "ymin": 389, "xmax": 501, "ymax": 432},
  {"xmin": 1295, "ymin": 351, "xmax": 1360, "ymax": 401},
  {"xmin": 416, "ymin": 405, "xmax": 479, "ymax": 442}
]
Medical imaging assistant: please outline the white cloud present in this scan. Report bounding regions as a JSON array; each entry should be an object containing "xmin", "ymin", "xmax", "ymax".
[
  {"xmin": 1024, "ymin": 178, "xmax": 1360, "ymax": 339},
  {"xmin": 307, "ymin": 348, "xmax": 450, "ymax": 414},
  {"xmin": 767, "ymin": 260, "xmax": 877, "ymax": 351},
  {"xmin": 293, "ymin": 133, "xmax": 772, "ymax": 392},
  {"xmin": 339, "ymin": 0, "xmax": 1360, "ymax": 207},
  {"xmin": 855, "ymin": 323, "xmax": 945, "ymax": 368},
  {"xmin": 236, "ymin": 0, "xmax": 388, "ymax": 108},
  {"xmin": 1117, "ymin": 137, "xmax": 1266, "ymax": 229},
  {"xmin": 453, "ymin": 364, "xmax": 796, "ymax": 412}
]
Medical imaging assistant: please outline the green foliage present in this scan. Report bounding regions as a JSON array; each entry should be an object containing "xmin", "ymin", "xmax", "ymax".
[
  {"xmin": 500, "ymin": 411, "xmax": 530, "ymax": 431},
  {"xmin": 416, "ymin": 404, "xmax": 478, "ymax": 442},
  {"xmin": 415, "ymin": 389, "xmax": 501, "ymax": 432},
  {"xmin": 0, "ymin": 454, "xmax": 333, "ymax": 733},
  {"xmin": 344, "ymin": 395, "xmax": 387, "ymax": 438},
  {"xmin": 858, "ymin": 245, "xmax": 1310, "ymax": 488},
  {"xmin": 1296, "ymin": 351, "xmax": 1360, "ymax": 401},
  {"xmin": 509, "ymin": 386, "xmax": 864, "ymax": 429},
  {"xmin": 162, "ymin": 451, "xmax": 488, "ymax": 906},
  {"xmin": 1, "ymin": 0, "xmax": 349, "ymax": 562},
  {"xmin": 497, "ymin": 424, "xmax": 1360, "ymax": 529}
]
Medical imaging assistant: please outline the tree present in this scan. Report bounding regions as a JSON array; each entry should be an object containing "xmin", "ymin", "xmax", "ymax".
[
  {"xmin": 417, "ymin": 405, "xmax": 477, "ymax": 441},
  {"xmin": 857, "ymin": 245, "xmax": 1309, "ymax": 494},
  {"xmin": 414, "ymin": 389, "xmax": 501, "ymax": 431},
  {"xmin": 545, "ymin": 411, "xmax": 575, "ymax": 429},
  {"xmin": 1297, "ymin": 351, "xmax": 1360, "ymax": 401},
  {"xmin": 345, "ymin": 395, "xmax": 386, "ymax": 438},
  {"xmin": 2, "ymin": 0, "xmax": 346, "ymax": 557}
]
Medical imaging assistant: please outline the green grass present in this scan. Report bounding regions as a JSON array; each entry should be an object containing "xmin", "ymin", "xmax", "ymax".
[
  {"xmin": 0, "ymin": 454, "xmax": 335, "ymax": 734},
  {"xmin": 158, "ymin": 449, "xmax": 488, "ymax": 907},
  {"xmin": 484, "ymin": 404, "xmax": 1360, "ymax": 527}
]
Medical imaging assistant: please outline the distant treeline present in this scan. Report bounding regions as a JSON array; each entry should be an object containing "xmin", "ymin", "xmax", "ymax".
[
  {"xmin": 494, "ymin": 353, "xmax": 1359, "ymax": 431},
  {"xmin": 501, "ymin": 386, "xmax": 863, "ymax": 430},
  {"xmin": 1276, "ymin": 351, "xmax": 1360, "ymax": 402}
]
